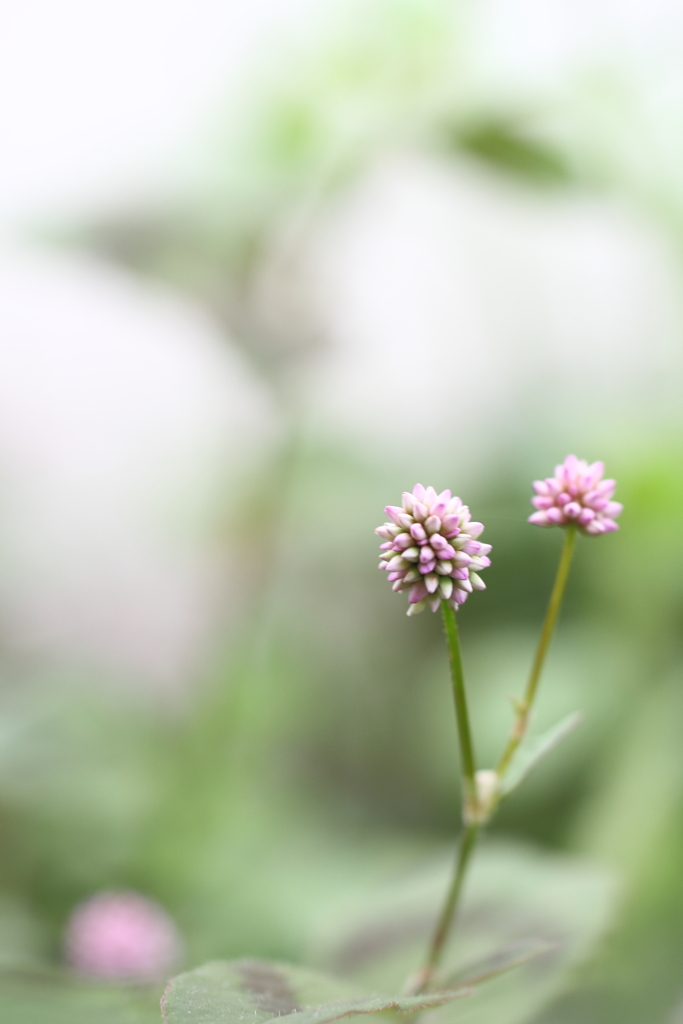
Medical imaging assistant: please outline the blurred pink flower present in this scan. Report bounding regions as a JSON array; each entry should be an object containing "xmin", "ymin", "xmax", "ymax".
[
  {"xmin": 64, "ymin": 891, "xmax": 182, "ymax": 981},
  {"xmin": 529, "ymin": 455, "xmax": 622, "ymax": 535},
  {"xmin": 376, "ymin": 485, "xmax": 491, "ymax": 615}
]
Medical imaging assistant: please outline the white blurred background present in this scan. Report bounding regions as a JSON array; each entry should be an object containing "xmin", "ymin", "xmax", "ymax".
[{"xmin": 1, "ymin": 0, "xmax": 682, "ymax": 690}]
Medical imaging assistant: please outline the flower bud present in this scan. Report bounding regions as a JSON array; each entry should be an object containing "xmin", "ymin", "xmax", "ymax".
[
  {"xmin": 377, "ymin": 486, "xmax": 490, "ymax": 613},
  {"xmin": 529, "ymin": 455, "xmax": 621, "ymax": 535},
  {"xmin": 64, "ymin": 892, "xmax": 182, "ymax": 981}
]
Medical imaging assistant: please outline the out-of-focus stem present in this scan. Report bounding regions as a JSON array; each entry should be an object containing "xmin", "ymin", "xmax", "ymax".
[
  {"xmin": 414, "ymin": 821, "xmax": 479, "ymax": 993},
  {"xmin": 496, "ymin": 525, "xmax": 577, "ymax": 778}
]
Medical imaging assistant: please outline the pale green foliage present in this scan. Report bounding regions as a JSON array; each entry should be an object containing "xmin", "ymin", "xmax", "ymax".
[
  {"xmin": 309, "ymin": 843, "xmax": 616, "ymax": 1024},
  {"xmin": 161, "ymin": 960, "xmax": 472, "ymax": 1024},
  {"xmin": 0, "ymin": 970, "xmax": 162, "ymax": 1024},
  {"xmin": 499, "ymin": 712, "xmax": 584, "ymax": 798}
]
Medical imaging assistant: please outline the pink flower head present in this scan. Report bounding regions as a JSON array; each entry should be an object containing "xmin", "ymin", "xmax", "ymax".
[
  {"xmin": 64, "ymin": 891, "xmax": 183, "ymax": 981},
  {"xmin": 376, "ymin": 484, "xmax": 491, "ymax": 615},
  {"xmin": 528, "ymin": 455, "xmax": 622, "ymax": 535}
]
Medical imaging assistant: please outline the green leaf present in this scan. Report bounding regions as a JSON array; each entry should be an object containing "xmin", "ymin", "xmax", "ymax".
[
  {"xmin": 442, "ymin": 939, "xmax": 556, "ymax": 988},
  {"xmin": 161, "ymin": 959, "xmax": 473, "ymax": 1024},
  {"xmin": 499, "ymin": 712, "xmax": 584, "ymax": 798},
  {"xmin": 310, "ymin": 841, "xmax": 617, "ymax": 1024}
]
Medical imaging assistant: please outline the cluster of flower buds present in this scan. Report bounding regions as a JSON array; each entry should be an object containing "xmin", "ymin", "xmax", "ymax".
[
  {"xmin": 64, "ymin": 891, "xmax": 182, "ymax": 981},
  {"xmin": 376, "ymin": 485, "xmax": 491, "ymax": 615},
  {"xmin": 528, "ymin": 455, "xmax": 622, "ymax": 535}
]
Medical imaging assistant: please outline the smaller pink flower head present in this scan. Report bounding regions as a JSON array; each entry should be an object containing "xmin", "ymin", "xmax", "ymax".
[
  {"xmin": 529, "ymin": 455, "xmax": 622, "ymax": 535},
  {"xmin": 376, "ymin": 484, "xmax": 491, "ymax": 615},
  {"xmin": 64, "ymin": 891, "xmax": 182, "ymax": 981}
]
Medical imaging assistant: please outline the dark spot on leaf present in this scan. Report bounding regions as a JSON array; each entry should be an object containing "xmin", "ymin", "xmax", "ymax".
[{"xmin": 234, "ymin": 960, "xmax": 301, "ymax": 1015}]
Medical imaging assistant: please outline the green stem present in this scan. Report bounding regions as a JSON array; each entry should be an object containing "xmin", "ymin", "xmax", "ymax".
[
  {"xmin": 415, "ymin": 822, "xmax": 479, "ymax": 993},
  {"xmin": 442, "ymin": 602, "xmax": 477, "ymax": 807},
  {"xmin": 413, "ymin": 603, "xmax": 478, "ymax": 992},
  {"xmin": 496, "ymin": 525, "xmax": 577, "ymax": 778}
]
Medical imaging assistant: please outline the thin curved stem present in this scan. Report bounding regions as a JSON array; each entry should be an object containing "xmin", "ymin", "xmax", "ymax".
[{"xmin": 496, "ymin": 525, "xmax": 577, "ymax": 778}]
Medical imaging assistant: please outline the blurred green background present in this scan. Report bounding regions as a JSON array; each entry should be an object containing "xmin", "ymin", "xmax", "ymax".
[{"xmin": 1, "ymin": 1, "xmax": 683, "ymax": 1021}]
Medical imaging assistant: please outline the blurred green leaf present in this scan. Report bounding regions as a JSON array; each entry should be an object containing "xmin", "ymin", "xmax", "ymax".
[
  {"xmin": 442, "ymin": 939, "xmax": 555, "ymax": 988},
  {"xmin": 499, "ymin": 713, "xmax": 584, "ymax": 798},
  {"xmin": 160, "ymin": 958, "xmax": 472, "ymax": 1024},
  {"xmin": 448, "ymin": 120, "xmax": 572, "ymax": 184},
  {"xmin": 311, "ymin": 842, "xmax": 616, "ymax": 1024}
]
